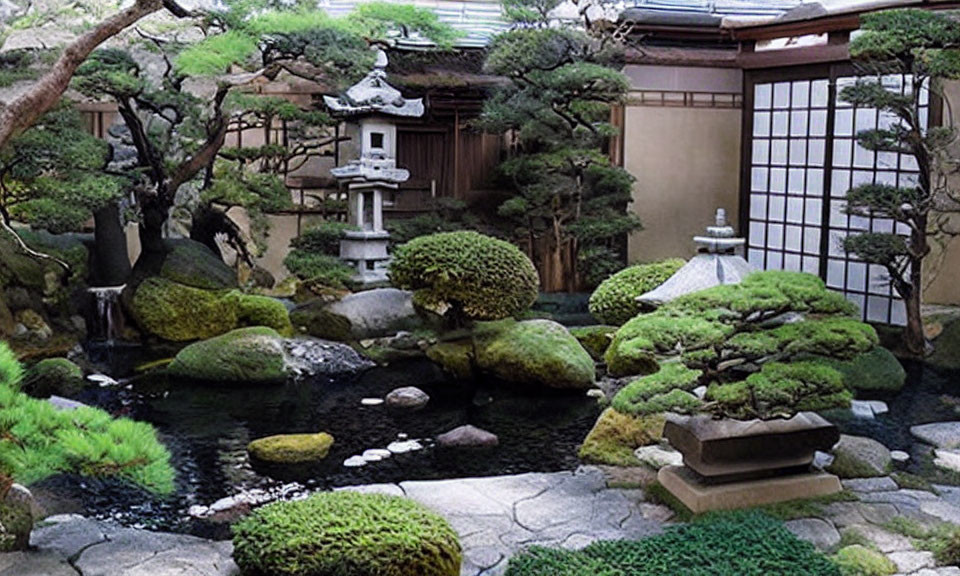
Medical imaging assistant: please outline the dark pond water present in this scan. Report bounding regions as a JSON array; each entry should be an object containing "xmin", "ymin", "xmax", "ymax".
[
  {"xmin": 67, "ymin": 345, "xmax": 601, "ymax": 532},
  {"xmin": 828, "ymin": 360, "xmax": 960, "ymax": 467}
]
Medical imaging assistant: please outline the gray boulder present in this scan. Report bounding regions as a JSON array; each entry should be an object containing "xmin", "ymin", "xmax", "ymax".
[
  {"xmin": 911, "ymin": 422, "xmax": 960, "ymax": 450},
  {"xmin": 827, "ymin": 434, "xmax": 892, "ymax": 478},
  {"xmin": 385, "ymin": 386, "xmax": 430, "ymax": 410},
  {"xmin": 436, "ymin": 425, "xmax": 499, "ymax": 448},
  {"xmin": 290, "ymin": 288, "xmax": 421, "ymax": 341}
]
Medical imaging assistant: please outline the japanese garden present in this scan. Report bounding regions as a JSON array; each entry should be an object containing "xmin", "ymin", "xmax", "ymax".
[{"xmin": 3, "ymin": 0, "xmax": 960, "ymax": 575}]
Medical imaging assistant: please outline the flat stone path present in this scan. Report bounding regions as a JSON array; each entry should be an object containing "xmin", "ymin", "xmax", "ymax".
[{"xmin": 10, "ymin": 467, "xmax": 960, "ymax": 576}]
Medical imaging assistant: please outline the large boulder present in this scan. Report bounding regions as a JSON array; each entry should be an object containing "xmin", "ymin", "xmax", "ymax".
[
  {"xmin": 167, "ymin": 327, "xmax": 288, "ymax": 384},
  {"xmin": 473, "ymin": 319, "xmax": 596, "ymax": 390},
  {"xmin": 290, "ymin": 288, "xmax": 421, "ymax": 341},
  {"xmin": 426, "ymin": 340, "xmax": 475, "ymax": 380},
  {"xmin": 827, "ymin": 434, "xmax": 892, "ymax": 478},
  {"xmin": 247, "ymin": 433, "xmax": 334, "ymax": 464},
  {"xmin": 579, "ymin": 408, "xmax": 665, "ymax": 466},
  {"xmin": 22, "ymin": 358, "xmax": 84, "ymax": 398},
  {"xmin": 167, "ymin": 327, "xmax": 374, "ymax": 384},
  {"xmin": 131, "ymin": 277, "xmax": 291, "ymax": 342},
  {"xmin": 159, "ymin": 239, "xmax": 238, "ymax": 290}
]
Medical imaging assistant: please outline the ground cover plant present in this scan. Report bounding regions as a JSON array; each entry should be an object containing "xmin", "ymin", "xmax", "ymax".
[
  {"xmin": 0, "ymin": 342, "xmax": 174, "ymax": 494},
  {"xmin": 504, "ymin": 510, "xmax": 840, "ymax": 576},
  {"xmin": 232, "ymin": 491, "xmax": 461, "ymax": 576},
  {"xmin": 588, "ymin": 259, "xmax": 685, "ymax": 325}
]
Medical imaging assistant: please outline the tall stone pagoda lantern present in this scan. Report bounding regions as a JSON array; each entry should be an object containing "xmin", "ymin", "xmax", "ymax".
[{"xmin": 323, "ymin": 50, "xmax": 424, "ymax": 287}]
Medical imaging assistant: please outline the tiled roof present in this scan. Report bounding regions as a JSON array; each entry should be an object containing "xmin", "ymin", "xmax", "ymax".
[{"xmin": 626, "ymin": 0, "xmax": 802, "ymax": 17}]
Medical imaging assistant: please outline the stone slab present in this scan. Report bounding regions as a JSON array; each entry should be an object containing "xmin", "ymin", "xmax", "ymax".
[{"xmin": 657, "ymin": 465, "xmax": 842, "ymax": 514}]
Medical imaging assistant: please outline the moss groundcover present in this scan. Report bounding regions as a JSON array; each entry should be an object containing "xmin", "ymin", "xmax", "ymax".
[{"xmin": 505, "ymin": 511, "xmax": 840, "ymax": 576}]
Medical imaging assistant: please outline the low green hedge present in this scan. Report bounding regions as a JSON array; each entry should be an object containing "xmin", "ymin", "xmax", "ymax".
[
  {"xmin": 505, "ymin": 511, "xmax": 840, "ymax": 576},
  {"xmin": 232, "ymin": 491, "xmax": 461, "ymax": 576},
  {"xmin": 588, "ymin": 259, "xmax": 684, "ymax": 326},
  {"xmin": 389, "ymin": 231, "xmax": 539, "ymax": 321}
]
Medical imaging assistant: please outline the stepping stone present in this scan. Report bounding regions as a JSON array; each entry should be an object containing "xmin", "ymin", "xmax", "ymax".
[
  {"xmin": 784, "ymin": 518, "xmax": 840, "ymax": 551},
  {"xmin": 888, "ymin": 550, "xmax": 935, "ymax": 573},
  {"xmin": 842, "ymin": 477, "xmax": 898, "ymax": 493},
  {"xmin": 844, "ymin": 524, "xmax": 912, "ymax": 553},
  {"xmin": 934, "ymin": 448, "xmax": 960, "ymax": 473},
  {"xmin": 850, "ymin": 400, "xmax": 875, "ymax": 419},
  {"xmin": 911, "ymin": 422, "xmax": 960, "ymax": 449}
]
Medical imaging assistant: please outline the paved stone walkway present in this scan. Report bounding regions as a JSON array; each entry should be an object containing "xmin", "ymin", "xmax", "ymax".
[{"xmin": 9, "ymin": 467, "xmax": 960, "ymax": 576}]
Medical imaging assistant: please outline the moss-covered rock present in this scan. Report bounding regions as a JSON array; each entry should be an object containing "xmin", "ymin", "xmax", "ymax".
[
  {"xmin": 131, "ymin": 277, "xmax": 291, "ymax": 342},
  {"xmin": 159, "ymin": 238, "xmax": 237, "ymax": 290},
  {"xmin": 828, "ymin": 347, "xmax": 906, "ymax": 393},
  {"xmin": 578, "ymin": 408, "xmax": 665, "ymax": 466},
  {"xmin": 588, "ymin": 259, "xmax": 685, "ymax": 325},
  {"xmin": 474, "ymin": 319, "xmax": 596, "ymax": 390},
  {"xmin": 167, "ymin": 327, "xmax": 288, "ymax": 384},
  {"xmin": 390, "ymin": 231, "xmax": 539, "ymax": 322},
  {"xmin": 833, "ymin": 545, "xmax": 896, "ymax": 576},
  {"xmin": 426, "ymin": 340, "xmax": 475, "ymax": 380},
  {"xmin": 290, "ymin": 299, "xmax": 353, "ymax": 341},
  {"xmin": 0, "ymin": 498, "xmax": 33, "ymax": 552},
  {"xmin": 929, "ymin": 313, "xmax": 960, "ymax": 372},
  {"xmin": 247, "ymin": 433, "xmax": 334, "ymax": 464},
  {"xmin": 827, "ymin": 434, "xmax": 892, "ymax": 479},
  {"xmin": 232, "ymin": 491, "xmax": 461, "ymax": 576},
  {"xmin": 22, "ymin": 357, "xmax": 84, "ymax": 398},
  {"xmin": 569, "ymin": 325, "xmax": 617, "ymax": 361}
]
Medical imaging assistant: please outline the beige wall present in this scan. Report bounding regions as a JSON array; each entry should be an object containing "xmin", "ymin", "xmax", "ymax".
[
  {"xmin": 924, "ymin": 80, "xmax": 960, "ymax": 305},
  {"xmin": 624, "ymin": 104, "xmax": 742, "ymax": 263}
]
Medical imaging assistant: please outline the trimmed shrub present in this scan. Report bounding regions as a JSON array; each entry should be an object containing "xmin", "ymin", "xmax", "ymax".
[
  {"xmin": 505, "ymin": 511, "xmax": 840, "ymax": 576},
  {"xmin": 827, "ymin": 347, "xmax": 906, "ymax": 393},
  {"xmin": 283, "ymin": 252, "xmax": 355, "ymax": 288},
  {"xmin": 588, "ymin": 259, "xmax": 684, "ymax": 325},
  {"xmin": 290, "ymin": 221, "xmax": 354, "ymax": 256},
  {"xmin": 578, "ymin": 408, "xmax": 665, "ymax": 466},
  {"xmin": 232, "ymin": 491, "xmax": 461, "ymax": 576},
  {"xmin": 389, "ymin": 231, "xmax": 539, "ymax": 321},
  {"xmin": 612, "ymin": 362, "xmax": 703, "ymax": 416},
  {"xmin": 0, "ymin": 342, "xmax": 174, "ymax": 494}
]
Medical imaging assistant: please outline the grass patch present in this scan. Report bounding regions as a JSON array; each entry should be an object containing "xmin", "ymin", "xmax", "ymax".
[
  {"xmin": 644, "ymin": 481, "xmax": 693, "ymax": 522},
  {"xmin": 884, "ymin": 517, "xmax": 960, "ymax": 565}
]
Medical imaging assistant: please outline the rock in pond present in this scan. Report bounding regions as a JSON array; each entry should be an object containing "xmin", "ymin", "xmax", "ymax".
[
  {"xmin": 436, "ymin": 425, "xmax": 499, "ymax": 448},
  {"xmin": 911, "ymin": 421, "xmax": 960, "ymax": 449},
  {"xmin": 385, "ymin": 386, "xmax": 430, "ymax": 410},
  {"xmin": 247, "ymin": 433, "xmax": 334, "ymax": 464},
  {"xmin": 290, "ymin": 288, "xmax": 421, "ymax": 341},
  {"xmin": 827, "ymin": 434, "xmax": 892, "ymax": 478},
  {"xmin": 473, "ymin": 319, "xmax": 596, "ymax": 390},
  {"xmin": 166, "ymin": 327, "xmax": 373, "ymax": 384},
  {"xmin": 23, "ymin": 357, "xmax": 84, "ymax": 398}
]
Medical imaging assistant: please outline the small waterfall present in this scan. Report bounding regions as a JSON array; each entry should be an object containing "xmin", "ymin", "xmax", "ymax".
[{"xmin": 88, "ymin": 285, "xmax": 126, "ymax": 342}]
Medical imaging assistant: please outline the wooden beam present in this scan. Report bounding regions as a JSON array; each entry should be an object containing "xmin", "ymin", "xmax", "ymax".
[{"xmin": 738, "ymin": 43, "xmax": 850, "ymax": 69}]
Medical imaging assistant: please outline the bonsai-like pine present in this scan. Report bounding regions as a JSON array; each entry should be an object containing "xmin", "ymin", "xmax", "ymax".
[
  {"xmin": 0, "ymin": 342, "xmax": 174, "ymax": 494},
  {"xmin": 606, "ymin": 271, "xmax": 879, "ymax": 420},
  {"xmin": 284, "ymin": 221, "xmax": 357, "ymax": 289},
  {"xmin": 389, "ymin": 231, "xmax": 540, "ymax": 322},
  {"xmin": 478, "ymin": 0, "xmax": 641, "ymax": 290},
  {"xmin": 588, "ymin": 259, "xmax": 685, "ymax": 325},
  {"xmin": 232, "ymin": 491, "xmax": 461, "ymax": 576},
  {"xmin": 840, "ymin": 9, "xmax": 960, "ymax": 355}
]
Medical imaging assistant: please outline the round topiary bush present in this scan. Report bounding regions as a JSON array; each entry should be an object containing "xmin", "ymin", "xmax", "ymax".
[
  {"xmin": 389, "ymin": 231, "xmax": 539, "ymax": 321},
  {"xmin": 588, "ymin": 259, "xmax": 684, "ymax": 325},
  {"xmin": 232, "ymin": 491, "xmax": 461, "ymax": 576}
]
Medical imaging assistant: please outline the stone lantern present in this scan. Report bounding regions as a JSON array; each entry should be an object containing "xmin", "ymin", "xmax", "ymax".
[{"xmin": 323, "ymin": 50, "xmax": 425, "ymax": 287}]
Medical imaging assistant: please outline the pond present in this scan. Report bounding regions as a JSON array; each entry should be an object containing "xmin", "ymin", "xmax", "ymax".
[{"xmin": 54, "ymin": 346, "xmax": 601, "ymax": 534}]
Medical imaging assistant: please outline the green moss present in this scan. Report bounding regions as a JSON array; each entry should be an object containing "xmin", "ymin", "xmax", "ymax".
[
  {"xmin": 0, "ymin": 500, "xmax": 32, "ymax": 552},
  {"xmin": 827, "ymin": 449, "xmax": 888, "ymax": 480},
  {"xmin": 22, "ymin": 357, "xmax": 84, "ymax": 398},
  {"xmin": 390, "ymin": 231, "xmax": 539, "ymax": 321},
  {"xmin": 0, "ymin": 342, "xmax": 174, "ymax": 494},
  {"xmin": 505, "ymin": 511, "xmax": 840, "ymax": 576},
  {"xmin": 289, "ymin": 300, "xmax": 353, "ymax": 341},
  {"xmin": 707, "ymin": 361, "xmax": 851, "ymax": 420},
  {"xmin": 473, "ymin": 319, "xmax": 595, "ymax": 390},
  {"xmin": 578, "ymin": 408, "xmax": 665, "ymax": 466},
  {"xmin": 833, "ymin": 545, "xmax": 896, "ymax": 576},
  {"xmin": 234, "ymin": 292, "xmax": 293, "ymax": 336},
  {"xmin": 587, "ymin": 259, "xmax": 684, "ymax": 325},
  {"xmin": 426, "ymin": 340, "xmax": 475, "ymax": 380},
  {"xmin": 167, "ymin": 327, "xmax": 287, "ymax": 384},
  {"xmin": 132, "ymin": 277, "xmax": 291, "ymax": 342},
  {"xmin": 611, "ymin": 363, "xmax": 703, "ymax": 416},
  {"xmin": 132, "ymin": 277, "xmax": 238, "ymax": 342},
  {"xmin": 827, "ymin": 347, "xmax": 906, "ymax": 393},
  {"xmin": 928, "ymin": 313, "xmax": 960, "ymax": 372},
  {"xmin": 232, "ymin": 491, "xmax": 461, "ymax": 576},
  {"xmin": 247, "ymin": 433, "xmax": 334, "ymax": 464},
  {"xmin": 160, "ymin": 239, "xmax": 237, "ymax": 290},
  {"xmin": 645, "ymin": 481, "xmax": 694, "ymax": 522},
  {"xmin": 283, "ymin": 252, "xmax": 355, "ymax": 289},
  {"xmin": 569, "ymin": 325, "xmax": 616, "ymax": 361},
  {"xmin": 883, "ymin": 516, "xmax": 960, "ymax": 565}
]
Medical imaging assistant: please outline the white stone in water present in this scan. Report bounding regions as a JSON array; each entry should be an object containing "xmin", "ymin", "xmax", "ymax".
[
  {"xmin": 343, "ymin": 456, "xmax": 367, "ymax": 467},
  {"xmin": 360, "ymin": 398, "xmax": 384, "ymax": 406},
  {"xmin": 188, "ymin": 505, "xmax": 209, "ymax": 518},
  {"xmin": 397, "ymin": 433, "xmax": 409, "ymax": 440},
  {"xmin": 87, "ymin": 373, "xmax": 118, "ymax": 387},
  {"xmin": 387, "ymin": 439, "xmax": 423, "ymax": 454},
  {"xmin": 362, "ymin": 449, "xmax": 392, "ymax": 462},
  {"xmin": 586, "ymin": 389, "xmax": 604, "ymax": 399},
  {"xmin": 850, "ymin": 400, "xmax": 875, "ymax": 419},
  {"xmin": 867, "ymin": 400, "xmax": 889, "ymax": 415},
  {"xmin": 891, "ymin": 450, "xmax": 910, "ymax": 463},
  {"xmin": 209, "ymin": 496, "xmax": 238, "ymax": 513}
]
